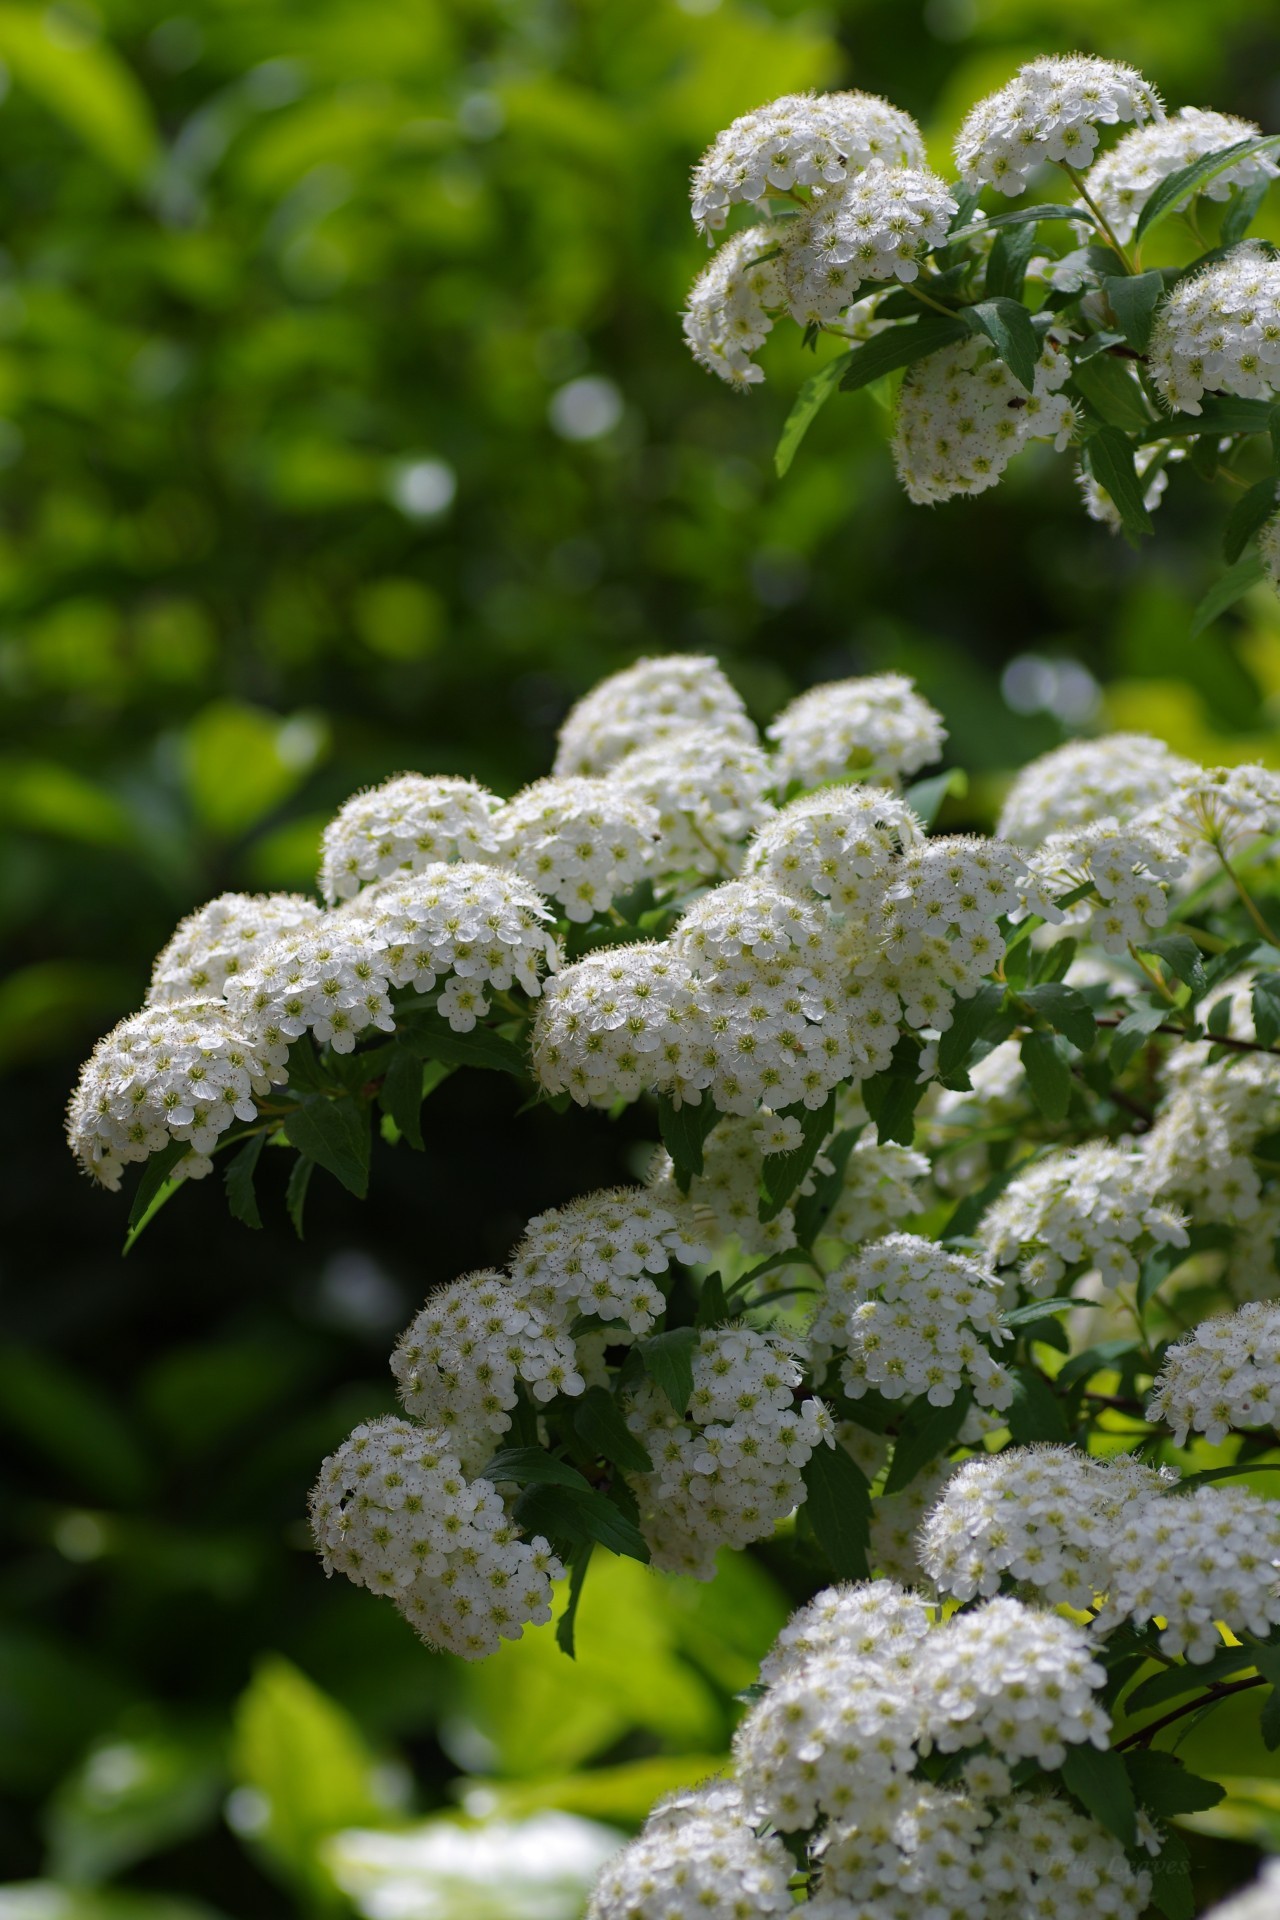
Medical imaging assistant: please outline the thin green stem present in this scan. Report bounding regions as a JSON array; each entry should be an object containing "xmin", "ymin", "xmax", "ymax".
[
  {"xmin": 1060, "ymin": 163, "xmax": 1137, "ymax": 273},
  {"xmin": 1219, "ymin": 848, "xmax": 1280, "ymax": 945},
  {"xmin": 1117, "ymin": 1673, "xmax": 1265, "ymax": 1750},
  {"xmin": 1128, "ymin": 943, "xmax": 1181, "ymax": 1004},
  {"xmin": 903, "ymin": 280, "xmax": 960, "ymax": 320}
]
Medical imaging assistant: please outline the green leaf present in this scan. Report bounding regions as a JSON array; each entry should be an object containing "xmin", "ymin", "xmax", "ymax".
[
  {"xmin": 961, "ymin": 296, "xmax": 1041, "ymax": 393},
  {"xmin": 1031, "ymin": 936, "xmax": 1078, "ymax": 985},
  {"xmin": 555, "ymin": 1544, "xmax": 593, "ymax": 1659},
  {"xmin": 182, "ymin": 700, "xmax": 327, "ymax": 839},
  {"xmin": 1110, "ymin": 1005, "xmax": 1168, "ymax": 1074},
  {"xmin": 1223, "ymin": 177, "xmax": 1272, "ymax": 245},
  {"xmin": 378, "ymin": 1045, "xmax": 429, "ymax": 1150},
  {"xmin": 1019, "ymin": 982, "xmax": 1097, "ymax": 1053},
  {"xmin": 1001, "ymin": 1297, "xmax": 1084, "ymax": 1328},
  {"xmin": 902, "ymin": 766, "xmax": 967, "ymax": 829},
  {"xmin": 1125, "ymin": 1647, "xmax": 1259, "ymax": 1718},
  {"xmin": 943, "ymin": 202, "xmax": 1084, "ymax": 246},
  {"xmin": 224, "ymin": 1132, "xmax": 266, "ymax": 1229},
  {"xmin": 1021, "ymin": 1030, "xmax": 1072, "ymax": 1121},
  {"xmin": 882, "ymin": 1388, "xmax": 974, "ymax": 1495},
  {"xmin": 407, "ymin": 1016, "xmax": 527, "ymax": 1078},
  {"xmin": 1135, "ymin": 133, "xmax": 1280, "ymax": 241},
  {"xmin": 1123, "ymin": 1749, "xmax": 1226, "ymax": 1818},
  {"xmin": 1007, "ymin": 1364, "xmax": 1069, "ymax": 1443},
  {"xmin": 1057, "ymin": 1337, "xmax": 1141, "ymax": 1391},
  {"xmin": 1061, "ymin": 1745, "xmax": 1136, "ymax": 1847},
  {"xmin": 656, "ymin": 1094, "xmax": 720, "ymax": 1190},
  {"xmin": 483, "ymin": 1447, "xmax": 592, "ymax": 1490},
  {"xmin": 1190, "ymin": 550, "xmax": 1266, "ymax": 637},
  {"xmin": 45, "ymin": 1728, "xmax": 223, "ymax": 1886},
  {"xmin": 1170, "ymin": 1460, "xmax": 1280, "ymax": 1494},
  {"xmin": 514, "ymin": 1483, "xmax": 650, "ymax": 1562},
  {"xmin": 800, "ymin": 1444, "xmax": 871, "ymax": 1580},
  {"xmin": 792, "ymin": 1129, "xmax": 860, "ymax": 1246},
  {"xmin": 1149, "ymin": 1836, "xmax": 1196, "ymax": 1920},
  {"xmin": 285, "ymin": 1155, "xmax": 314, "ymax": 1240},
  {"xmin": 1257, "ymin": 1645, "xmax": 1280, "ymax": 1751},
  {"xmin": 283, "ymin": 1096, "xmax": 370, "ymax": 1198},
  {"xmin": 1103, "ymin": 270, "xmax": 1167, "ymax": 352},
  {"xmin": 1141, "ymin": 934, "xmax": 1207, "ymax": 995},
  {"xmin": 0, "ymin": 6, "xmax": 160, "ymax": 184},
  {"xmin": 759, "ymin": 1089, "xmax": 836, "ymax": 1223},
  {"xmin": 572, "ymin": 1387, "xmax": 654, "ymax": 1475},
  {"xmin": 1223, "ymin": 475, "xmax": 1279, "ymax": 563},
  {"xmin": 985, "ymin": 219, "xmax": 1039, "ymax": 301},
  {"xmin": 936, "ymin": 983, "xmax": 1009, "ymax": 1088},
  {"xmin": 639, "ymin": 1326, "xmax": 698, "ymax": 1416},
  {"xmin": 862, "ymin": 1036, "xmax": 927, "ymax": 1145},
  {"xmin": 1070, "ymin": 352, "xmax": 1154, "ymax": 430},
  {"xmin": 775, "ymin": 354, "xmax": 852, "ymax": 477},
  {"xmin": 694, "ymin": 1269, "xmax": 728, "ymax": 1326},
  {"xmin": 1082, "ymin": 427, "xmax": 1154, "ymax": 543},
  {"xmin": 122, "ymin": 1140, "xmax": 192, "ymax": 1253},
  {"xmin": 839, "ymin": 316, "xmax": 969, "ymax": 394},
  {"xmin": 1252, "ymin": 973, "xmax": 1280, "ymax": 1048}
]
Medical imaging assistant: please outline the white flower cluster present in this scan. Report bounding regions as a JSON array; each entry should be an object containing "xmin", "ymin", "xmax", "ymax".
[
  {"xmin": 757, "ymin": 1576, "xmax": 930, "ymax": 1685},
  {"xmin": 981, "ymin": 1141, "xmax": 1190, "ymax": 1293},
  {"xmin": 146, "ymin": 892, "xmax": 322, "ymax": 1003},
  {"xmin": 624, "ymin": 1325, "xmax": 832, "ymax": 1577},
  {"xmin": 1148, "ymin": 1299, "xmax": 1280, "ymax": 1444},
  {"xmin": 509, "ymin": 1187, "xmax": 705, "ymax": 1334},
  {"xmin": 1151, "ymin": 761, "xmax": 1280, "ymax": 861},
  {"xmin": 1150, "ymin": 244, "xmax": 1280, "ymax": 415},
  {"xmin": 690, "ymin": 90, "xmax": 927, "ymax": 236},
  {"xmin": 682, "ymin": 225, "xmax": 785, "ymax": 389},
  {"xmin": 782, "ymin": 168, "xmax": 957, "ymax": 324},
  {"xmin": 879, "ymin": 835, "xmax": 1046, "ymax": 1026},
  {"xmin": 1029, "ymin": 817, "xmax": 1185, "ymax": 952},
  {"xmin": 821, "ymin": 1132, "xmax": 929, "ymax": 1247},
  {"xmin": 646, "ymin": 1115, "xmax": 801, "ymax": 1258},
  {"xmin": 955, "ymin": 55, "xmax": 1163, "ymax": 196},
  {"xmin": 892, "ymin": 332, "xmax": 1076, "ymax": 506},
  {"xmin": 766, "ymin": 673, "xmax": 945, "ymax": 789},
  {"xmin": 614, "ymin": 725, "xmax": 775, "ymax": 881},
  {"xmin": 916, "ymin": 1595, "xmax": 1110, "ymax": 1766},
  {"xmin": 319, "ymin": 773, "xmax": 502, "ymax": 902},
  {"xmin": 309, "ymin": 1416, "xmax": 562, "ymax": 1660},
  {"xmin": 531, "ymin": 942, "xmax": 707, "ymax": 1107},
  {"xmin": 345, "ymin": 861, "xmax": 559, "ymax": 1009},
  {"xmin": 493, "ymin": 776, "xmax": 657, "ymax": 922},
  {"xmin": 1144, "ymin": 1047, "xmax": 1280, "ymax": 1224},
  {"xmin": 1085, "ymin": 106, "xmax": 1276, "ymax": 243},
  {"xmin": 66, "ymin": 1001, "xmax": 274, "ymax": 1188},
  {"xmin": 810, "ymin": 1232, "xmax": 1014, "ymax": 1410},
  {"xmin": 1103, "ymin": 1481, "xmax": 1280, "ymax": 1660},
  {"xmin": 747, "ymin": 783, "xmax": 923, "ymax": 918},
  {"xmin": 585, "ymin": 1780, "xmax": 792, "ymax": 1920},
  {"xmin": 997, "ymin": 733, "xmax": 1195, "ymax": 845},
  {"xmin": 553, "ymin": 654, "xmax": 755, "ymax": 776},
  {"xmin": 222, "ymin": 919, "xmax": 396, "ymax": 1065}
]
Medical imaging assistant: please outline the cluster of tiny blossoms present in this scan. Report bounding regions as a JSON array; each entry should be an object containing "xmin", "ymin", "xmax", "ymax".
[{"xmin": 981, "ymin": 1141, "xmax": 1190, "ymax": 1294}]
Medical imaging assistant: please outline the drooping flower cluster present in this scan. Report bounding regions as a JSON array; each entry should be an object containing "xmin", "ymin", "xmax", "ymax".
[
  {"xmin": 1085, "ymin": 106, "xmax": 1276, "ymax": 242},
  {"xmin": 682, "ymin": 226, "xmax": 786, "ymax": 389},
  {"xmin": 892, "ymin": 332, "xmax": 1076, "ymax": 505},
  {"xmin": 981, "ymin": 1141, "xmax": 1190, "ymax": 1293},
  {"xmin": 585, "ymin": 1780, "xmax": 792, "ymax": 1920},
  {"xmin": 1148, "ymin": 1299, "xmax": 1280, "ymax": 1443},
  {"xmin": 954, "ymin": 56, "xmax": 1163, "ymax": 196},
  {"xmin": 1149, "ymin": 245, "xmax": 1280, "ymax": 415}
]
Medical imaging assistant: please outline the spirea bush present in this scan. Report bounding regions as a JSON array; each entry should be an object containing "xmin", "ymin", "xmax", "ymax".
[
  {"xmin": 69, "ymin": 645, "xmax": 1280, "ymax": 1914},
  {"xmin": 684, "ymin": 58, "xmax": 1280, "ymax": 627}
]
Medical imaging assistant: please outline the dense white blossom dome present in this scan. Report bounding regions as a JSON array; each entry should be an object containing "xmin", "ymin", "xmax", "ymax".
[
  {"xmin": 344, "ymin": 861, "xmax": 560, "ymax": 1010},
  {"xmin": 782, "ymin": 166, "xmax": 957, "ymax": 323},
  {"xmin": 682, "ymin": 225, "xmax": 784, "ymax": 387},
  {"xmin": 766, "ymin": 673, "xmax": 945, "ymax": 789},
  {"xmin": 981, "ymin": 1141, "xmax": 1188, "ymax": 1293},
  {"xmin": 1028, "ymin": 816, "xmax": 1185, "ymax": 952},
  {"xmin": 1148, "ymin": 1299, "xmax": 1280, "ymax": 1443},
  {"xmin": 1102, "ymin": 1480, "xmax": 1280, "ymax": 1659},
  {"xmin": 745, "ymin": 783, "xmax": 922, "ymax": 915},
  {"xmin": 585, "ymin": 1781, "xmax": 792, "ymax": 1920},
  {"xmin": 1149, "ymin": 245, "xmax": 1280, "ymax": 415},
  {"xmin": 531, "ymin": 941, "xmax": 707, "ymax": 1106},
  {"xmin": 916, "ymin": 1596, "xmax": 1110, "ymax": 1767},
  {"xmin": 892, "ymin": 331, "xmax": 1076, "ymax": 504},
  {"xmin": 493, "ymin": 775, "xmax": 657, "ymax": 922},
  {"xmin": 1085, "ymin": 106, "xmax": 1276, "ymax": 242},
  {"xmin": 758, "ymin": 1578, "xmax": 930, "ymax": 1686},
  {"xmin": 997, "ymin": 732, "xmax": 1195, "ymax": 844},
  {"xmin": 955, "ymin": 55, "xmax": 1162, "ymax": 196},
  {"xmin": 554, "ymin": 655, "xmax": 756, "ymax": 776},
  {"xmin": 509, "ymin": 1186, "xmax": 704, "ymax": 1333},
  {"xmin": 614, "ymin": 725, "xmax": 775, "ymax": 880},
  {"xmin": 319, "ymin": 773, "xmax": 502, "ymax": 903},
  {"xmin": 146, "ymin": 892, "xmax": 322, "ymax": 1005}
]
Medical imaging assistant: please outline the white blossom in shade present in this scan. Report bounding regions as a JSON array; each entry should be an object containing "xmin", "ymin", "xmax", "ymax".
[
  {"xmin": 1227, "ymin": 1196, "xmax": 1280, "ymax": 1302},
  {"xmin": 733, "ymin": 1646, "xmax": 921, "ymax": 1828},
  {"xmin": 690, "ymin": 90, "xmax": 927, "ymax": 235},
  {"xmin": 682, "ymin": 225, "xmax": 785, "ymax": 388},
  {"xmin": 806, "ymin": 1784, "xmax": 996, "ymax": 1920},
  {"xmin": 319, "ymin": 773, "xmax": 502, "ymax": 903},
  {"xmin": 308, "ymin": 1416, "xmax": 562, "ymax": 1661},
  {"xmin": 810, "ymin": 1232, "xmax": 1014, "ymax": 1411},
  {"xmin": 584, "ymin": 1781, "xmax": 792, "ymax": 1920},
  {"xmin": 508, "ymin": 1187, "xmax": 705, "ymax": 1334},
  {"xmin": 348, "ymin": 861, "xmax": 558, "ymax": 1009},
  {"xmin": 744, "ymin": 784, "xmax": 923, "ymax": 921},
  {"xmin": 1262, "ymin": 511, "xmax": 1280, "ymax": 594},
  {"xmin": 916, "ymin": 1596, "xmax": 1110, "ymax": 1768},
  {"xmin": 869, "ymin": 1454, "xmax": 957, "ymax": 1586},
  {"xmin": 624, "ymin": 1325, "xmax": 833, "ymax": 1578},
  {"xmin": 1079, "ymin": 438, "xmax": 1181, "ymax": 531},
  {"xmin": 492, "ymin": 776, "xmax": 657, "ymax": 923},
  {"xmin": 982, "ymin": 1794, "xmax": 1153, "ymax": 1919},
  {"xmin": 892, "ymin": 331, "xmax": 1076, "ymax": 505},
  {"xmin": 1147, "ymin": 1299, "xmax": 1280, "ymax": 1444},
  {"xmin": 146, "ymin": 892, "xmax": 323, "ymax": 1005},
  {"xmin": 879, "ymin": 835, "xmax": 1051, "ymax": 1031},
  {"xmin": 918, "ymin": 1444, "xmax": 1173, "ymax": 1608},
  {"xmin": 1026, "ymin": 816, "xmax": 1185, "ymax": 953},
  {"xmin": 1201, "ymin": 1858, "xmax": 1280, "ymax": 1920},
  {"xmin": 820, "ymin": 1131, "xmax": 929, "ymax": 1248},
  {"xmin": 981, "ymin": 1141, "xmax": 1187, "ymax": 1294},
  {"xmin": 223, "ymin": 919, "xmax": 395, "ymax": 1063},
  {"xmin": 1147, "ymin": 761, "xmax": 1280, "ymax": 862},
  {"xmin": 766, "ymin": 672, "xmax": 945, "ymax": 790},
  {"xmin": 613, "ymin": 726, "xmax": 775, "ymax": 881},
  {"xmin": 954, "ymin": 56, "xmax": 1163, "ymax": 197},
  {"xmin": 1101, "ymin": 1482, "xmax": 1280, "ymax": 1660},
  {"xmin": 997, "ymin": 733, "xmax": 1195, "ymax": 845},
  {"xmin": 553, "ymin": 655, "xmax": 755, "ymax": 777},
  {"xmin": 530, "ymin": 941, "xmax": 708, "ymax": 1107},
  {"xmin": 646, "ymin": 1117, "xmax": 800, "ymax": 1261},
  {"xmin": 1149, "ymin": 244, "xmax": 1280, "ymax": 415},
  {"xmin": 1085, "ymin": 107, "xmax": 1277, "ymax": 243},
  {"xmin": 1143, "ymin": 1045, "xmax": 1280, "ymax": 1224},
  {"xmin": 757, "ymin": 1578, "xmax": 930, "ymax": 1686},
  {"xmin": 66, "ymin": 1001, "xmax": 273, "ymax": 1189},
  {"xmin": 782, "ymin": 166, "xmax": 957, "ymax": 323},
  {"xmin": 389, "ymin": 1271, "xmax": 584, "ymax": 1469}
]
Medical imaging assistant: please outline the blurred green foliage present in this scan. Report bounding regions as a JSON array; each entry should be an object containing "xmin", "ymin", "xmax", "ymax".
[{"xmin": 4, "ymin": 0, "xmax": 1280, "ymax": 1913}]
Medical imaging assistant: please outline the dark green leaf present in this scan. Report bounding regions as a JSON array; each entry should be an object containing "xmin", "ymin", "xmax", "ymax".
[
  {"xmin": 407, "ymin": 1017, "xmax": 527, "ymax": 1078},
  {"xmin": 902, "ymin": 767, "xmax": 967, "ymax": 829},
  {"xmin": 1253, "ymin": 973, "xmax": 1280, "ymax": 1048},
  {"xmin": 1124, "ymin": 1750, "xmax": 1226, "ymax": 1818},
  {"xmin": 283, "ymin": 1032, "xmax": 329, "ymax": 1092},
  {"xmin": 1258, "ymin": 1645, "xmax": 1280, "ymax": 1751},
  {"xmin": 122, "ymin": 1138, "xmax": 190, "ymax": 1252},
  {"xmin": 792, "ymin": 1129, "xmax": 860, "ymax": 1247},
  {"xmin": 985, "ymin": 219, "xmax": 1039, "ymax": 301},
  {"xmin": 1223, "ymin": 475, "xmax": 1279, "ymax": 563},
  {"xmin": 224, "ymin": 1132, "xmax": 265, "ymax": 1229},
  {"xmin": 800, "ymin": 1443, "xmax": 870, "ymax": 1580},
  {"xmin": 283, "ymin": 1096, "xmax": 370, "ymax": 1198},
  {"xmin": 656, "ymin": 1094, "xmax": 720, "ymax": 1190},
  {"xmin": 1125, "ymin": 1647, "xmax": 1260, "ymax": 1718},
  {"xmin": 1110, "ymin": 1005, "xmax": 1168, "ymax": 1074},
  {"xmin": 1021, "ymin": 1030, "xmax": 1072, "ymax": 1121},
  {"xmin": 694, "ymin": 1269, "xmax": 728, "ymax": 1327},
  {"xmin": 1057, "ymin": 1338, "xmax": 1142, "ymax": 1390},
  {"xmin": 839, "ymin": 316, "xmax": 969, "ymax": 394},
  {"xmin": 775, "ymin": 354, "xmax": 852, "ymax": 477},
  {"xmin": 1070, "ymin": 352, "xmax": 1154, "ymax": 430},
  {"xmin": 1141, "ymin": 934, "xmax": 1207, "ymax": 995},
  {"xmin": 1031, "ymin": 936, "xmax": 1078, "ymax": 985},
  {"xmin": 937, "ymin": 983, "xmax": 1008, "ymax": 1087},
  {"xmin": 961, "ymin": 296, "xmax": 1040, "ymax": 392},
  {"xmin": 943, "ymin": 202, "xmax": 1084, "ymax": 246},
  {"xmin": 1206, "ymin": 994, "xmax": 1233, "ymax": 1036},
  {"xmin": 883, "ymin": 1388, "xmax": 974, "ymax": 1495},
  {"xmin": 1135, "ymin": 133, "xmax": 1280, "ymax": 241},
  {"xmin": 514, "ymin": 1483, "xmax": 650, "ymax": 1561},
  {"xmin": 862, "ymin": 1036, "xmax": 926, "ymax": 1146},
  {"xmin": 483, "ymin": 1447, "xmax": 592, "ymax": 1490},
  {"xmin": 1149, "ymin": 1836, "xmax": 1195, "ymax": 1920},
  {"xmin": 1001, "ymin": 1297, "xmax": 1083, "ymax": 1328},
  {"xmin": 1007, "ymin": 1364, "xmax": 1068, "ymax": 1443},
  {"xmin": 1082, "ymin": 427, "xmax": 1154, "ymax": 543},
  {"xmin": 759, "ymin": 1089, "xmax": 835, "ymax": 1223},
  {"xmin": 1191, "ymin": 550, "xmax": 1266, "ymax": 636},
  {"xmin": 285, "ymin": 1155, "xmax": 313, "ymax": 1240},
  {"xmin": 1170, "ymin": 1461, "xmax": 1280, "ymax": 1494},
  {"xmin": 1019, "ymin": 982, "xmax": 1097, "ymax": 1053},
  {"xmin": 1061, "ymin": 1745, "xmax": 1136, "ymax": 1846},
  {"xmin": 378, "ymin": 1045, "xmax": 428, "ymax": 1150},
  {"xmin": 639, "ymin": 1326, "xmax": 698, "ymax": 1416},
  {"xmin": 555, "ymin": 1544, "xmax": 593, "ymax": 1659},
  {"xmin": 1103, "ymin": 269, "xmax": 1167, "ymax": 352},
  {"xmin": 571, "ymin": 1387, "xmax": 654, "ymax": 1475}
]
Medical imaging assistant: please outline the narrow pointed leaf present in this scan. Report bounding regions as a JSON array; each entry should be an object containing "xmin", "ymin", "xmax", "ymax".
[{"xmin": 776, "ymin": 354, "xmax": 853, "ymax": 476}]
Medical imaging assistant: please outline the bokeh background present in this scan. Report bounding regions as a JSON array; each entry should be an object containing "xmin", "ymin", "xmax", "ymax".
[{"xmin": 7, "ymin": 1, "xmax": 1280, "ymax": 1915}]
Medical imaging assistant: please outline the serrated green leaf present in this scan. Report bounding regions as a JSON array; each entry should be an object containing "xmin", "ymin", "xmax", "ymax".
[
  {"xmin": 937, "ymin": 983, "xmax": 1007, "ymax": 1087},
  {"xmin": 1007, "ymin": 1364, "xmax": 1068, "ymax": 1443},
  {"xmin": 1191, "ymin": 550, "xmax": 1266, "ymax": 636},
  {"xmin": 961, "ymin": 296, "xmax": 1041, "ymax": 392},
  {"xmin": 839, "ymin": 316, "xmax": 969, "ymax": 394},
  {"xmin": 1141, "ymin": 934, "xmax": 1207, "ymax": 994},
  {"xmin": 224, "ymin": 1132, "xmax": 265, "ymax": 1229},
  {"xmin": 285, "ymin": 1155, "xmax": 313, "ymax": 1240},
  {"xmin": 1061, "ymin": 1745, "xmax": 1136, "ymax": 1846},
  {"xmin": 1102, "ymin": 269, "xmax": 1167, "ymax": 352},
  {"xmin": 862, "ymin": 1036, "xmax": 927, "ymax": 1146},
  {"xmin": 514, "ymin": 1483, "xmax": 650, "ymax": 1562},
  {"xmin": 1110, "ymin": 1005, "xmax": 1168, "ymax": 1074},
  {"xmin": 1223, "ymin": 475, "xmax": 1279, "ymax": 563},
  {"xmin": 1070, "ymin": 352, "xmax": 1155, "ymax": 430},
  {"xmin": 483, "ymin": 1447, "xmax": 592, "ymax": 1490},
  {"xmin": 656, "ymin": 1094, "xmax": 720, "ymax": 1191},
  {"xmin": 639, "ymin": 1326, "xmax": 697, "ymax": 1416},
  {"xmin": 1021, "ymin": 1030, "xmax": 1072, "ymax": 1121},
  {"xmin": 1019, "ymin": 982, "xmax": 1097, "ymax": 1053},
  {"xmin": 572, "ymin": 1387, "xmax": 654, "ymax": 1475},
  {"xmin": 800, "ymin": 1444, "xmax": 870, "ymax": 1580},
  {"xmin": 985, "ymin": 219, "xmax": 1039, "ymax": 301},
  {"xmin": 758, "ymin": 1089, "xmax": 835, "ymax": 1224},
  {"xmin": 1123, "ymin": 1749, "xmax": 1226, "ymax": 1818},
  {"xmin": 1124, "ymin": 1648, "xmax": 1258, "ymax": 1718},
  {"xmin": 1253, "ymin": 973, "xmax": 1280, "ymax": 1048},
  {"xmin": 1135, "ymin": 133, "xmax": 1280, "ymax": 241},
  {"xmin": 283, "ymin": 1096, "xmax": 370, "ymax": 1198},
  {"xmin": 1083, "ymin": 427, "xmax": 1154, "ymax": 542},
  {"xmin": 775, "ymin": 354, "xmax": 853, "ymax": 477},
  {"xmin": 883, "ymin": 1388, "xmax": 974, "ymax": 1495}
]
